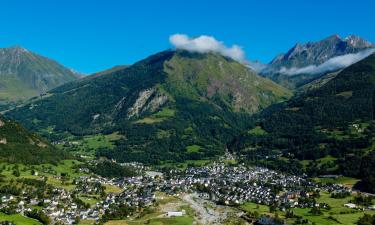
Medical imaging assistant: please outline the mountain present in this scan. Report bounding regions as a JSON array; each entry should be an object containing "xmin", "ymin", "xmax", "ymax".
[
  {"xmin": 261, "ymin": 35, "xmax": 374, "ymax": 89},
  {"xmin": 0, "ymin": 46, "xmax": 81, "ymax": 101},
  {"xmin": 0, "ymin": 116, "xmax": 67, "ymax": 164},
  {"xmin": 89, "ymin": 65, "xmax": 128, "ymax": 79},
  {"xmin": 296, "ymin": 70, "xmax": 341, "ymax": 94},
  {"xmin": 230, "ymin": 53, "xmax": 375, "ymax": 192},
  {"xmin": 6, "ymin": 50, "xmax": 291, "ymax": 164}
]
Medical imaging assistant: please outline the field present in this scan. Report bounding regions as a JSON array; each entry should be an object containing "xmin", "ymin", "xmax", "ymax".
[
  {"xmin": 79, "ymin": 195, "xmax": 100, "ymax": 205},
  {"xmin": 135, "ymin": 108, "xmax": 175, "ymax": 124},
  {"xmin": 122, "ymin": 217, "xmax": 193, "ymax": 225},
  {"xmin": 56, "ymin": 132, "xmax": 123, "ymax": 156},
  {"xmin": 159, "ymin": 159, "xmax": 211, "ymax": 170},
  {"xmin": 105, "ymin": 221, "xmax": 129, "ymax": 225},
  {"xmin": 105, "ymin": 192, "xmax": 195, "ymax": 225},
  {"xmin": 0, "ymin": 212, "xmax": 41, "ymax": 225},
  {"xmin": 0, "ymin": 160, "xmax": 81, "ymax": 191},
  {"xmin": 0, "ymin": 160, "xmax": 121, "ymax": 193},
  {"xmin": 186, "ymin": 145, "xmax": 201, "ymax": 153},
  {"xmin": 146, "ymin": 217, "xmax": 193, "ymax": 225},
  {"xmin": 248, "ymin": 126, "xmax": 267, "ymax": 135},
  {"xmin": 298, "ymin": 154, "xmax": 342, "ymax": 175},
  {"xmin": 314, "ymin": 176, "xmax": 360, "ymax": 188},
  {"xmin": 103, "ymin": 184, "xmax": 124, "ymax": 193},
  {"xmin": 241, "ymin": 202, "xmax": 271, "ymax": 215},
  {"xmin": 241, "ymin": 191, "xmax": 375, "ymax": 225},
  {"xmin": 78, "ymin": 220, "xmax": 97, "ymax": 225}
]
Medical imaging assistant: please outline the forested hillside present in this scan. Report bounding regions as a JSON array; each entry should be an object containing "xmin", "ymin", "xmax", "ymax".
[
  {"xmin": 6, "ymin": 50, "xmax": 291, "ymax": 164},
  {"xmin": 0, "ymin": 116, "xmax": 67, "ymax": 164},
  {"xmin": 230, "ymin": 53, "xmax": 375, "ymax": 192}
]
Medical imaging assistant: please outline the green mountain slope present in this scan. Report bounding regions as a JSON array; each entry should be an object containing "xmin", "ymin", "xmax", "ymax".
[
  {"xmin": 0, "ymin": 46, "xmax": 80, "ymax": 101},
  {"xmin": 230, "ymin": 53, "xmax": 375, "ymax": 192},
  {"xmin": 0, "ymin": 116, "xmax": 66, "ymax": 164},
  {"xmin": 6, "ymin": 50, "xmax": 291, "ymax": 163}
]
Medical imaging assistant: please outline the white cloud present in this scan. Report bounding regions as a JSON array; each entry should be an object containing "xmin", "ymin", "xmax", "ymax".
[
  {"xmin": 169, "ymin": 34, "xmax": 246, "ymax": 63},
  {"xmin": 280, "ymin": 48, "xmax": 375, "ymax": 76}
]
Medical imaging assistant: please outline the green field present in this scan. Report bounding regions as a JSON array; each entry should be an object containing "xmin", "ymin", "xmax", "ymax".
[
  {"xmin": 77, "ymin": 220, "xmax": 96, "ymax": 225},
  {"xmin": 0, "ymin": 160, "xmax": 121, "ymax": 193},
  {"xmin": 0, "ymin": 212, "xmax": 41, "ymax": 225},
  {"xmin": 314, "ymin": 176, "xmax": 360, "ymax": 187},
  {"xmin": 79, "ymin": 195, "xmax": 100, "ymax": 205},
  {"xmin": 57, "ymin": 133, "xmax": 123, "ymax": 156},
  {"xmin": 186, "ymin": 145, "xmax": 201, "ymax": 153},
  {"xmin": 159, "ymin": 159, "xmax": 211, "ymax": 170},
  {"xmin": 135, "ymin": 108, "xmax": 176, "ymax": 124},
  {"xmin": 154, "ymin": 108, "xmax": 175, "ymax": 118},
  {"xmin": 103, "ymin": 184, "xmax": 124, "ymax": 193},
  {"xmin": 0, "ymin": 160, "xmax": 84, "ymax": 191},
  {"xmin": 248, "ymin": 126, "xmax": 267, "ymax": 135},
  {"xmin": 241, "ymin": 202, "xmax": 270, "ymax": 215},
  {"xmin": 147, "ymin": 216, "xmax": 193, "ymax": 225},
  {"xmin": 120, "ymin": 216, "xmax": 193, "ymax": 225},
  {"xmin": 242, "ymin": 192, "xmax": 375, "ymax": 225},
  {"xmin": 111, "ymin": 192, "xmax": 194, "ymax": 225}
]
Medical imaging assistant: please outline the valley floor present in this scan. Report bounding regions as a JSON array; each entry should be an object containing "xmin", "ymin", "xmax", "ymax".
[{"xmin": 0, "ymin": 158, "xmax": 374, "ymax": 225}]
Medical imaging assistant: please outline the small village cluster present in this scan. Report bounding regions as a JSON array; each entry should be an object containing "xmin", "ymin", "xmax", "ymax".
[
  {"xmin": 0, "ymin": 161, "xmax": 362, "ymax": 224},
  {"xmin": 160, "ymin": 163, "xmax": 350, "ymax": 208}
]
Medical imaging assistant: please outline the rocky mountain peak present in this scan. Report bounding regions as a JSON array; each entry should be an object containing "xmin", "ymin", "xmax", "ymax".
[
  {"xmin": 0, "ymin": 45, "xmax": 80, "ymax": 100},
  {"xmin": 324, "ymin": 34, "xmax": 341, "ymax": 41},
  {"xmin": 261, "ymin": 34, "xmax": 374, "ymax": 89},
  {"xmin": 267, "ymin": 34, "xmax": 374, "ymax": 70},
  {"xmin": 344, "ymin": 35, "xmax": 373, "ymax": 48}
]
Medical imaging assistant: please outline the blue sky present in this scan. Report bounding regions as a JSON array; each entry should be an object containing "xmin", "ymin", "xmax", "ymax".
[{"xmin": 0, "ymin": 0, "xmax": 374, "ymax": 74}]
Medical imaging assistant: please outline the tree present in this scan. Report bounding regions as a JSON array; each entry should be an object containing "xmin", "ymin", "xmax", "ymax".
[
  {"xmin": 12, "ymin": 169, "xmax": 20, "ymax": 177},
  {"xmin": 357, "ymin": 214, "xmax": 375, "ymax": 225},
  {"xmin": 309, "ymin": 206, "xmax": 322, "ymax": 215},
  {"xmin": 269, "ymin": 204, "xmax": 277, "ymax": 213},
  {"xmin": 73, "ymin": 216, "xmax": 80, "ymax": 224}
]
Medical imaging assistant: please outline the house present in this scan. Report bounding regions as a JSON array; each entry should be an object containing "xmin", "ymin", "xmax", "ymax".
[
  {"xmin": 167, "ymin": 211, "xmax": 183, "ymax": 217},
  {"xmin": 344, "ymin": 203, "xmax": 357, "ymax": 209}
]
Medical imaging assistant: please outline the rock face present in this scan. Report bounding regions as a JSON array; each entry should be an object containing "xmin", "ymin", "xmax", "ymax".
[
  {"xmin": 0, "ymin": 46, "xmax": 80, "ymax": 101},
  {"xmin": 127, "ymin": 88, "xmax": 168, "ymax": 118},
  {"xmin": 0, "ymin": 138, "xmax": 7, "ymax": 144},
  {"xmin": 261, "ymin": 35, "xmax": 374, "ymax": 89},
  {"xmin": 268, "ymin": 35, "xmax": 373, "ymax": 70}
]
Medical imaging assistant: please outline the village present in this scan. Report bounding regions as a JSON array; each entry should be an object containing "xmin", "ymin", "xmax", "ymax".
[{"xmin": 1, "ymin": 155, "xmax": 373, "ymax": 225}]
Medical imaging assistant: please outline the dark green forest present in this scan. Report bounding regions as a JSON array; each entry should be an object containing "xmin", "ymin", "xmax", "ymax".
[
  {"xmin": 0, "ymin": 117, "xmax": 68, "ymax": 164},
  {"xmin": 230, "ymin": 53, "xmax": 375, "ymax": 193}
]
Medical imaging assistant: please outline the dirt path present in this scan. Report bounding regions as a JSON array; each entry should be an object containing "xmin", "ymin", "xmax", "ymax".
[{"xmin": 182, "ymin": 193, "xmax": 232, "ymax": 224}]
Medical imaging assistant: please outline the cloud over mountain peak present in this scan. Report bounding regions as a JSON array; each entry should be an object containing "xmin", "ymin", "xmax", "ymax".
[{"xmin": 169, "ymin": 34, "xmax": 246, "ymax": 63}]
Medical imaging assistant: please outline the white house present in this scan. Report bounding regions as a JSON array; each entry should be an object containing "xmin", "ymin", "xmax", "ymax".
[
  {"xmin": 167, "ymin": 211, "xmax": 183, "ymax": 217},
  {"xmin": 344, "ymin": 203, "xmax": 357, "ymax": 209}
]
